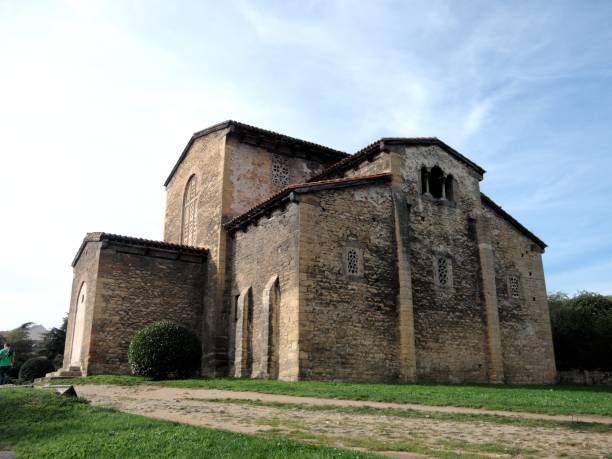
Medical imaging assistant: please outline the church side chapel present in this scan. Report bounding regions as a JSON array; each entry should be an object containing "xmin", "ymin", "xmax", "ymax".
[{"xmin": 53, "ymin": 120, "xmax": 556, "ymax": 384}]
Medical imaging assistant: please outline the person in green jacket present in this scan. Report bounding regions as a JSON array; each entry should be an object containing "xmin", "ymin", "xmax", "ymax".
[{"xmin": 0, "ymin": 342, "xmax": 15, "ymax": 385}]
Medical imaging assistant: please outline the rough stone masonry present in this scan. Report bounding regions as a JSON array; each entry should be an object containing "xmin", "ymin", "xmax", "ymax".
[{"xmin": 53, "ymin": 120, "xmax": 556, "ymax": 384}]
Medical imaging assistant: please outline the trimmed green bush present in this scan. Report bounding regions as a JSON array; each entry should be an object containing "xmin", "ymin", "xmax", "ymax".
[
  {"xmin": 19, "ymin": 356, "xmax": 55, "ymax": 382},
  {"xmin": 128, "ymin": 321, "xmax": 201, "ymax": 379}
]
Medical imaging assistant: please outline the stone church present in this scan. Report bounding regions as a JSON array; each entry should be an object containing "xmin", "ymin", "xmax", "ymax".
[{"xmin": 55, "ymin": 120, "xmax": 557, "ymax": 384}]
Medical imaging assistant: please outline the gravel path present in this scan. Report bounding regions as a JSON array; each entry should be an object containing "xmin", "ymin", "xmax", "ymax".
[{"xmin": 75, "ymin": 384, "xmax": 612, "ymax": 458}]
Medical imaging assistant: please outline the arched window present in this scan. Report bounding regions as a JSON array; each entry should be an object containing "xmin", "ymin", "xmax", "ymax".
[
  {"xmin": 269, "ymin": 279, "xmax": 280, "ymax": 379},
  {"xmin": 420, "ymin": 166, "xmax": 455, "ymax": 202},
  {"xmin": 181, "ymin": 175, "xmax": 198, "ymax": 246},
  {"xmin": 420, "ymin": 167, "xmax": 429, "ymax": 194},
  {"xmin": 429, "ymin": 166, "xmax": 444, "ymax": 199},
  {"xmin": 260, "ymin": 276, "xmax": 281, "ymax": 379},
  {"xmin": 234, "ymin": 287, "xmax": 253, "ymax": 378}
]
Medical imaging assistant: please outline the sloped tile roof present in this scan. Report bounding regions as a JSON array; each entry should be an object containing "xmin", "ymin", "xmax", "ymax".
[{"xmin": 72, "ymin": 232, "xmax": 208, "ymax": 267}]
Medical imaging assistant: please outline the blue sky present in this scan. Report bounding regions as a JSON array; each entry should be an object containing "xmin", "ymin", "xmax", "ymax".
[{"xmin": 1, "ymin": 0, "xmax": 611, "ymax": 329}]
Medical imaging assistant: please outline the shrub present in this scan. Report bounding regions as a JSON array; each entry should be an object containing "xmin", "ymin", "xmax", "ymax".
[
  {"xmin": 52, "ymin": 354, "xmax": 64, "ymax": 370},
  {"xmin": 19, "ymin": 356, "xmax": 55, "ymax": 382},
  {"xmin": 128, "ymin": 321, "xmax": 201, "ymax": 379}
]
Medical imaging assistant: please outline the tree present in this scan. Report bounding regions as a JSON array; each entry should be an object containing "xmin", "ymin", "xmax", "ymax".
[
  {"xmin": 6, "ymin": 323, "xmax": 36, "ymax": 379},
  {"xmin": 40, "ymin": 315, "xmax": 67, "ymax": 365},
  {"xmin": 549, "ymin": 291, "xmax": 612, "ymax": 371}
]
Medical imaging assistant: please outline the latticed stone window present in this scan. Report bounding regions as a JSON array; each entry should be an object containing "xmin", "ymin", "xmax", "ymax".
[
  {"xmin": 344, "ymin": 246, "xmax": 363, "ymax": 278},
  {"xmin": 271, "ymin": 155, "xmax": 290, "ymax": 187},
  {"xmin": 435, "ymin": 256, "xmax": 452, "ymax": 288},
  {"xmin": 437, "ymin": 257, "xmax": 449, "ymax": 286},
  {"xmin": 347, "ymin": 249, "xmax": 359, "ymax": 275},
  {"xmin": 509, "ymin": 274, "xmax": 521, "ymax": 299},
  {"xmin": 181, "ymin": 175, "xmax": 198, "ymax": 246}
]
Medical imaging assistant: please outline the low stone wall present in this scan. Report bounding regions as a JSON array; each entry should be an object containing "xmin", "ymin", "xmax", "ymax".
[{"xmin": 557, "ymin": 370, "xmax": 612, "ymax": 385}]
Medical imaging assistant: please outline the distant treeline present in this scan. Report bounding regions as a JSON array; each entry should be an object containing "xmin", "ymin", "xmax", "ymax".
[{"xmin": 549, "ymin": 292, "xmax": 612, "ymax": 371}]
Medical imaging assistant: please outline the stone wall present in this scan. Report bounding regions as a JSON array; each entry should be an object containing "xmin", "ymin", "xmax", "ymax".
[
  {"xmin": 483, "ymin": 202, "xmax": 556, "ymax": 384},
  {"xmin": 164, "ymin": 130, "xmax": 227, "ymax": 249},
  {"xmin": 223, "ymin": 137, "xmax": 327, "ymax": 220},
  {"xmin": 298, "ymin": 184, "xmax": 400, "ymax": 382},
  {"xmin": 397, "ymin": 146, "xmax": 490, "ymax": 383},
  {"xmin": 342, "ymin": 153, "xmax": 391, "ymax": 178},
  {"xmin": 164, "ymin": 130, "xmax": 228, "ymax": 374},
  {"xmin": 84, "ymin": 240, "xmax": 206, "ymax": 375},
  {"xmin": 226, "ymin": 203, "xmax": 301, "ymax": 381},
  {"xmin": 163, "ymin": 130, "xmax": 339, "ymax": 375},
  {"xmin": 63, "ymin": 240, "xmax": 102, "ymax": 372}
]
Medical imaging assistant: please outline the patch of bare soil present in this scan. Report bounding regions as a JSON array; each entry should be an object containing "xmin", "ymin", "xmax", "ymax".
[{"xmin": 76, "ymin": 384, "xmax": 612, "ymax": 458}]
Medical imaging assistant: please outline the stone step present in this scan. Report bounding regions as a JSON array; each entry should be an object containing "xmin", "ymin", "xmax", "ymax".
[
  {"xmin": 44, "ymin": 368, "xmax": 83, "ymax": 378},
  {"xmin": 57, "ymin": 371, "xmax": 82, "ymax": 377}
]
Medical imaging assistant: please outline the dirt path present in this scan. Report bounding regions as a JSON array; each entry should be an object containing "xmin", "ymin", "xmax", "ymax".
[{"xmin": 76, "ymin": 384, "xmax": 612, "ymax": 458}]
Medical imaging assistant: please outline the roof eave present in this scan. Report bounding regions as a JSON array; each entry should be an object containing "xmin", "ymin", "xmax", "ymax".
[
  {"xmin": 163, "ymin": 121, "xmax": 349, "ymax": 188},
  {"xmin": 308, "ymin": 138, "xmax": 486, "ymax": 183},
  {"xmin": 163, "ymin": 121, "xmax": 233, "ymax": 187},
  {"xmin": 71, "ymin": 232, "xmax": 208, "ymax": 267},
  {"xmin": 480, "ymin": 193, "xmax": 547, "ymax": 250},
  {"xmin": 382, "ymin": 138, "xmax": 486, "ymax": 176}
]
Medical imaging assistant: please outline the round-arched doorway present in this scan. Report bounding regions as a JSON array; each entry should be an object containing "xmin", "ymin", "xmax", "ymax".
[{"xmin": 70, "ymin": 282, "xmax": 87, "ymax": 367}]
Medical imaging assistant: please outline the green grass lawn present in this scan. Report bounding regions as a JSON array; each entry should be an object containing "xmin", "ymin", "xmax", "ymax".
[
  {"xmin": 52, "ymin": 375, "xmax": 612, "ymax": 416},
  {"xmin": 0, "ymin": 388, "xmax": 375, "ymax": 458}
]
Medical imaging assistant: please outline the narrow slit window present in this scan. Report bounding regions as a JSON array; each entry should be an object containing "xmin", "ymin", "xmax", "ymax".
[{"xmin": 181, "ymin": 175, "xmax": 198, "ymax": 245}]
